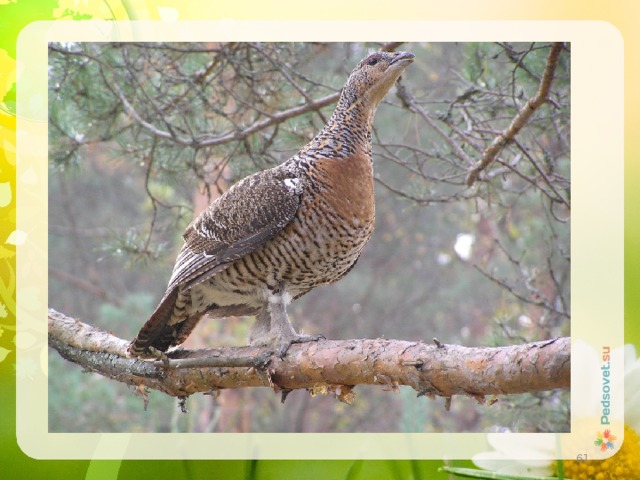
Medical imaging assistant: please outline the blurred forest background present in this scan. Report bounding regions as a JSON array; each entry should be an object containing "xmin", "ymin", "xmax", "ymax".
[{"xmin": 48, "ymin": 42, "xmax": 570, "ymax": 433}]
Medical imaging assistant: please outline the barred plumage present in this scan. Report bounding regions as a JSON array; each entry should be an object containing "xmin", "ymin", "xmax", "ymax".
[{"xmin": 128, "ymin": 50, "xmax": 415, "ymax": 357}]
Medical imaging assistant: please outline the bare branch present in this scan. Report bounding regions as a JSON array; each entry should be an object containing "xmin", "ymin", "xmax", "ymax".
[
  {"xmin": 251, "ymin": 43, "xmax": 329, "ymax": 124},
  {"xmin": 48, "ymin": 309, "xmax": 570, "ymax": 405},
  {"xmin": 395, "ymin": 80, "xmax": 476, "ymax": 167},
  {"xmin": 49, "ymin": 44, "xmax": 342, "ymax": 150},
  {"xmin": 194, "ymin": 92, "xmax": 340, "ymax": 147},
  {"xmin": 513, "ymin": 137, "xmax": 571, "ymax": 208},
  {"xmin": 466, "ymin": 42, "xmax": 564, "ymax": 186},
  {"xmin": 112, "ymin": 77, "xmax": 340, "ymax": 149},
  {"xmin": 472, "ymin": 263, "xmax": 570, "ymax": 319}
]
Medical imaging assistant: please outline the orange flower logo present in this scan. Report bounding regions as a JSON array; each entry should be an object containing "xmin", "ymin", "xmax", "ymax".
[{"xmin": 594, "ymin": 429, "xmax": 617, "ymax": 451}]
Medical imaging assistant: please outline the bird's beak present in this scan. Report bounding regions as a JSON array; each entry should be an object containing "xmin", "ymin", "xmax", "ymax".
[{"xmin": 390, "ymin": 52, "xmax": 415, "ymax": 67}]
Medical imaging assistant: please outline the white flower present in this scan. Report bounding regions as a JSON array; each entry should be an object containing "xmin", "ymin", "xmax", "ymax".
[
  {"xmin": 625, "ymin": 344, "xmax": 640, "ymax": 430},
  {"xmin": 472, "ymin": 433, "xmax": 556, "ymax": 476}
]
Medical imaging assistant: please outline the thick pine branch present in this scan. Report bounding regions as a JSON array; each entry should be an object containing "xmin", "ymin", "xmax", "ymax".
[{"xmin": 48, "ymin": 308, "xmax": 570, "ymax": 405}]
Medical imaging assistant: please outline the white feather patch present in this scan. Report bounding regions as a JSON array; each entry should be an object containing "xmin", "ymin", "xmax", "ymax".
[{"xmin": 283, "ymin": 178, "xmax": 300, "ymax": 192}]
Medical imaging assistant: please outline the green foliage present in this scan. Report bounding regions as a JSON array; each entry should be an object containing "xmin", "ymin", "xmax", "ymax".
[
  {"xmin": 442, "ymin": 466, "xmax": 561, "ymax": 479},
  {"xmin": 98, "ymin": 228, "xmax": 166, "ymax": 267}
]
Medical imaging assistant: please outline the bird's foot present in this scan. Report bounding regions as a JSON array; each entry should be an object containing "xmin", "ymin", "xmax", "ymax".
[
  {"xmin": 252, "ymin": 349, "xmax": 275, "ymax": 369},
  {"xmin": 129, "ymin": 344, "xmax": 168, "ymax": 362},
  {"xmin": 277, "ymin": 333, "xmax": 325, "ymax": 358}
]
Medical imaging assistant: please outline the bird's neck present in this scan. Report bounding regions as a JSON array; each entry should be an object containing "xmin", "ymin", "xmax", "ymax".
[{"xmin": 302, "ymin": 95, "xmax": 377, "ymax": 160}]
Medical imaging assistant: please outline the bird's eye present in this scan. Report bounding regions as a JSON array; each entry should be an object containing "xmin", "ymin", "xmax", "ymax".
[{"xmin": 367, "ymin": 57, "xmax": 378, "ymax": 66}]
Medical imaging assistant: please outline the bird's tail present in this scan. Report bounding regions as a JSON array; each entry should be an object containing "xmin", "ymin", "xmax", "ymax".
[{"xmin": 128, "ymin": 287, "xmax": 198, "ymax": 357}]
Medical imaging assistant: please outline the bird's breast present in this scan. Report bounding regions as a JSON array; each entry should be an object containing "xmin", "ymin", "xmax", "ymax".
[
  {"xmin": 308, "ymin": 151, "xmax": 375, "ymax": 225},
  {"xmin": 277, "ymin": 151, "xmax": 376, "ymax": 290}
]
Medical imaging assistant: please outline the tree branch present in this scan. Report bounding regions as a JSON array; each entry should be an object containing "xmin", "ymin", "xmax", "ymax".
[
  {"xmin": 112, "ymin": 75, "xmax": 340, "ymax": 149},
  {"xmin": 48, "ymin": 309, "xmax": 570, "ymax": 407},
  {"xmin": 49, "ymin": 44, "xmax": 342, "ymax": 150},
  {"xmin": 395, "ymin": 80, "xmax": 476, "ymax": 167},
  {"xmin": 466, "ymin": 42, "xmax": 564, "ymax": 186}
]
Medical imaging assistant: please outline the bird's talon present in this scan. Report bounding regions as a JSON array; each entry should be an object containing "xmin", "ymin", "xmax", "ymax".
[
  {"xmin": 278, "ymin": 334, "xmax": 324, "ymax": 358},
  {"xmin": 291, "ymin": 334, "xmax": 324, "ymax": 344},
  {"xmin": 254, "ymin": 350, "xmax": 274, "ymax": 368},
  {"xmin": 133, "ymin": 346, "xmax": 167, "ymax": 361}
]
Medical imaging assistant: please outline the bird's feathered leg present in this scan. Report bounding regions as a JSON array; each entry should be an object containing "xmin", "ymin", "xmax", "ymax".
[
  {"xmin": 248, "ymin": 307, "xmax": 272, "ymax": 347},
  {"xmin": 249, "ymin": 285, "xmax": 324, "ymax": 357}
]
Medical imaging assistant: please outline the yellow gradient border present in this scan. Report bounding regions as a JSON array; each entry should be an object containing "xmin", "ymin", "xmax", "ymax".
[{"xmin": 17, "ymin": 20, "xmax": 623, "ymax": 460}]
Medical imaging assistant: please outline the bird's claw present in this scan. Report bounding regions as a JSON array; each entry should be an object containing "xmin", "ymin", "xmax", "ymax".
[
  {"xmin": 277, "ymin": 333, "xmax": 325, "ymax": 358},
  {"xmin": 253, "ymin": 349, "xmax": 274, "ymax": 369}
]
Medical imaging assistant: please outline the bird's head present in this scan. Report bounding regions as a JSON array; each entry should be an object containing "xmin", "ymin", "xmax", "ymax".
[{"xmin": 342, "ymin": 50, "xmax": 415, "ymax": 113}]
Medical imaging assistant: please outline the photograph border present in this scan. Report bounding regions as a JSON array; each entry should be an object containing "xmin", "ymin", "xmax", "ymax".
[{"xmin": 17, "ymin": 19, "xmax": 624, "ymax": 460}]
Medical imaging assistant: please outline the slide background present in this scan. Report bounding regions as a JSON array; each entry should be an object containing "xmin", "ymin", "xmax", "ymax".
[{"xmin": 2, "ymin": 1, "xmax": 639, "ymax": 478}]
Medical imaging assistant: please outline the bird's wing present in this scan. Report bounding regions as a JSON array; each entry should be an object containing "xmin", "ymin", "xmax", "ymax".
[{"xmin": 165, "ymin": 166, "xmax": 303, "ymax": 293}]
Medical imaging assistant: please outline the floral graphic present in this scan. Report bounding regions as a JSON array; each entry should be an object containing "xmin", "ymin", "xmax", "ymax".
[{"xmin": 594, "ymin": 429, "xmax": 617, "ymax": 451}]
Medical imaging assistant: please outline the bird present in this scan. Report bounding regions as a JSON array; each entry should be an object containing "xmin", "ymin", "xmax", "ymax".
[{"xmin": 128, "ymin": 50, "xmax": 415, "ymax": 358}]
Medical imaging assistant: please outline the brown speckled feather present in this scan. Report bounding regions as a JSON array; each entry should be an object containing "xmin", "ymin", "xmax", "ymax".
[{"xmin": 169, "ymin": 168, "xmax": 303, "ymax": 292}]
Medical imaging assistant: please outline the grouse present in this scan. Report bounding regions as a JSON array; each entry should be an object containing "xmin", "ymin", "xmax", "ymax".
[{"xmin": 128, "ymin": 50, "xmax": 415, "ymax": 357}]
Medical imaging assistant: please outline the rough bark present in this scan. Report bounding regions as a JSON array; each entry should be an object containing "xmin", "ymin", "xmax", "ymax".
[{"xmin": 48, "ymin": 308, "xmax": 570, "ymax": 406}]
